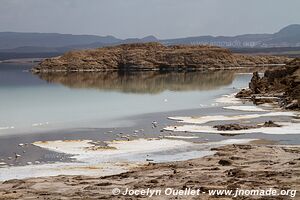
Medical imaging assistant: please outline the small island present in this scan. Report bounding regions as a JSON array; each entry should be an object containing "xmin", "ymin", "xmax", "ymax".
[{"xmin": 32, "ymin": 43, "xmax": 291, "ymax": 73}]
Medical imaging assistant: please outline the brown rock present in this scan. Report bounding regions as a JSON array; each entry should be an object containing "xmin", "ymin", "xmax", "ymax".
[
  {"xmin": 32, "ymin": 42, "xmax": 291, "ymax": 73},
  {"xmin": 235, "ymin": 88, "xmax": 252, "ymax": 98},
  {"xmin": 236, "ymin": 58, "xmax": 300, "ymax": 110}
]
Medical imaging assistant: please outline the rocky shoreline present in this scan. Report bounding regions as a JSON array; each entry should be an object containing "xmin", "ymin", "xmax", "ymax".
[
  {"xmin": 0, "ymin": 142, "xmax": 299, "ymax": 199},
  {"xmin": 236, "ymin": 58, "xmax": 300, "ymax": 110},
  {"xmin": 213, "ymin": 120, "xmax": 281, "ymax": 131},
  {"xmin": 32, "ymin": 43, "xmax": 291, "ymax": 73}
]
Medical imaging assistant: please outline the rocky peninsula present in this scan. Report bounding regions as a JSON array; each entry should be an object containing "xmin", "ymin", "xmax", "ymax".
[
  {"xmin": 236, "ymin": 58, "xmax": 300, "ymax": 110},
  {"xmin": 32, "ymin": 43, "xmax": 291, "ymax": 73}
]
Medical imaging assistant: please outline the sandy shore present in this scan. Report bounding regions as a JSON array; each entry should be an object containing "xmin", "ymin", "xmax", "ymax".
[{"xmin": 0, "ymin": 141, "xmax": 299, "ymax": 200}]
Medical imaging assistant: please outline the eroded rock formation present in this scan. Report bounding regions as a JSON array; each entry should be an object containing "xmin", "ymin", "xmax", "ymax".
[
  {"xmin": 32, "ymin": 43, "xmax": 291, "ymax": 73},
  {"xmin": 236, "ymin": 58, "xmax": 300, "ymax": 110}
]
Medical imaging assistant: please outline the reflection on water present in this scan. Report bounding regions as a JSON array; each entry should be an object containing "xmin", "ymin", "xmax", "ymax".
[
  {"xmin": 0, "ymin": 63, "xmax": 254, "ymax": 136},
  {"xmin": 37, "ymin": 71, "xmax": 236, "ymax": 93}
]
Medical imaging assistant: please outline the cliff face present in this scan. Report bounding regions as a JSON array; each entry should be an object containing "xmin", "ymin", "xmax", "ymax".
[
  {"xmin": 32, "ymin": 43, "xmax": 291, "ymax": 73},
  {"xmin": 236, "ymin": 58, "xmax": 300, "ymax": 110}
]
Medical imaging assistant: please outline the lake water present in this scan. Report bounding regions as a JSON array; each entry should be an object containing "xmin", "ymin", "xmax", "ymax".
[
  {"xmin": 1, "ymin": 63, "xmax": 300, "ymax": 180},
  {"xmin": 0, "ymin": 63, "xmax": 251, "ymax": 136}
]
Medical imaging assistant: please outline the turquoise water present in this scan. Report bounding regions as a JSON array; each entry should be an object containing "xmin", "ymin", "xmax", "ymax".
[{"xmin": 0, "ymin": 63, "xmax": 251, "ymax": 136}]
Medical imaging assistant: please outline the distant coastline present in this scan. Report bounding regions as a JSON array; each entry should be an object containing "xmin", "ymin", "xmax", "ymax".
[{"xmin": 0, "ymin": 58, "xmax": 45, "ymax": 64}]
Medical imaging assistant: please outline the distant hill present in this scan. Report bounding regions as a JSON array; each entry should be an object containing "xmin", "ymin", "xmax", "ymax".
[
  {"xmin": 0, "ymin": 25, "xmax": 299, "ymax": 60},
  {"xmin": 0, "ymin": 32, "xmax": 121, "ymax": 50},
  {"xmin": 161, "ymin": 24, "xmax": 300, "ymax": 48}
]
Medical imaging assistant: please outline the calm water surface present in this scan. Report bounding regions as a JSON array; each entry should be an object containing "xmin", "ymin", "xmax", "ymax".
[
  {"xmin": 1, "ymin": 63, "xmax": 300, "ymax": 174},
  {"xmin": 0, "ymin": 63, "xmax": 251, "ymax": 136}
]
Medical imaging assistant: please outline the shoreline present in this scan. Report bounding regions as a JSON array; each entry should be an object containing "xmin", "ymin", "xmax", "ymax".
[
  {"xmin": 1, "ymin": 99, "xmax": 298, "ymax": 181},
  {"xmin": 0, "ymin": 81, "xmax": 299, "ymax": 171},
  {"xmin": 1, "ymin": 102, "xmax": 299, "ymax": 168},
  {"xmin": 0, "ymin": 140, "xmax": 299, "ymax": 199},
  {"xmin": 0, "ymin": 67, "xmax": 299, "ymax": 199},
  {"xmin": 31, "ymin": 63, "xmax": 288, "ymax": 73}
]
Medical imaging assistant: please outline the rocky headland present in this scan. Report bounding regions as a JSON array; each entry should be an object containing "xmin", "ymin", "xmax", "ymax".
[
  {"xmin": 236, "ymin": 58, "xmax": 300, "ymax": 110},
  {"xmin": 32, "ymin": 43, "xmax": 291, "ymax": 73}
]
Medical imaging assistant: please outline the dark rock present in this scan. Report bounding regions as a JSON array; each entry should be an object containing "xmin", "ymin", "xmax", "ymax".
[
  {"xmin": 263, "ymin": 120, "xmax": 281, "ymax": 127},
  {"xmin": 235, "ymin": 144, "xmax": 252, "ymax": 150},
  {"xmin": 150, "ymin": 179, "xmax": 159, "ymax": 184},
  {"xmin": 249, "ymin": 72, "xmax": 262, "ymax": 93},
  {"xmin": 285, "ymin": 100, "xmax": 299, "ymax": 109},
  {"xmin": 235, "ymin": 88, "xmax": 252, "ymax": 98},
  {"xmin": 214, "ymin": 121, "xmax": 281, "ymax": 134},
  {"xmin": 95, "ymin": 182, "xmax": 112, "ymax": 186},
  {"xmin": 213, "ymin": 124, "xmax": 254, "ymax": 131},
  {"xmin": 218, "ymin": 159, "xmax": 232, "ymax": 166}
]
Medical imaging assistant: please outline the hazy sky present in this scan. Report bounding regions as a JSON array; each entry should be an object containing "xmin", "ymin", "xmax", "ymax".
[{"xmin": 1, "ymin": 0, "xmax": 300, "ymax": 39}]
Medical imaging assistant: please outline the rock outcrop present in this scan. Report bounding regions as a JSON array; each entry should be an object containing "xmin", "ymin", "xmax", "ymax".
[
  {"xmin": 213, "ymin": 121, "xmax": 281, "ymax": 131},
  {"xmin": 236, "ymin": 58, "xmax": 300, "ymax": 110},
  {"xmin": 32, "ymin": 43, "xmax": 291, "ymax": 73}
]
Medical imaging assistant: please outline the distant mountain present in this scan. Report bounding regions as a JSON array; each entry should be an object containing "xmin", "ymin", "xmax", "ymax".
[
  {"xmin": 0, "ymin": 46, "xmax": 60, "ymax": 53},
  {"xmin": 161, "ymin": 24, "xmax": 300, "ymax": 48},
  {"xmin": 275, "ymin": 24, "xmax": 300, "ymax": 37},
  {"xmin": 263, "ymin": 24, "xmax": 300, "ymax": 47},
  {"xmin": 0, "ymin": 25, "xmax": 299, "ymax": 58},
  {"xmin": 122, "ymin": 35, "xmax": 159, "ymax": 44},
  {"xmin": 0, "ymin": 32, "xmax": 121, "ymax": 50}
]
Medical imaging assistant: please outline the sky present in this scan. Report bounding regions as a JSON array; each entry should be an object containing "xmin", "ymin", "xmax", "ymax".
[{"xmin": 0, "ymin": 0, "xmax": 300, "ymax": 39}]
